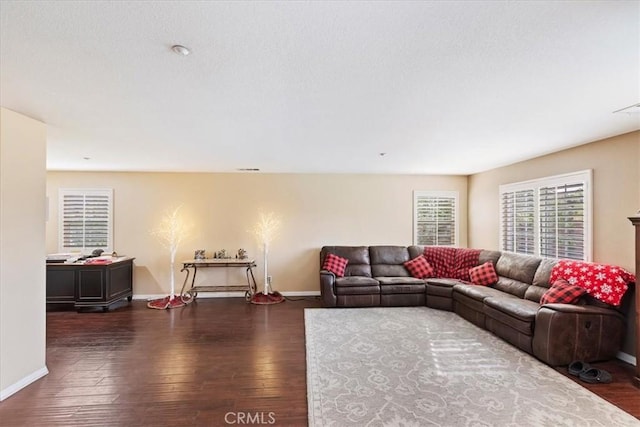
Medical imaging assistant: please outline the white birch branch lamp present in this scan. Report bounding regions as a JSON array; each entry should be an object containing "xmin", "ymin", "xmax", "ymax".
[
  {"xmin": 249, "ymin": 211, "xmax": 285, "ymax": 305},
  {"xmin": 148, "ymin": 206, "xmax": 193, "ymax": 309}
]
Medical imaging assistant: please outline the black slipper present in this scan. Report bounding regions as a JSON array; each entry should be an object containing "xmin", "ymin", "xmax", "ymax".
[
  {"xmin": 579, "ymin": 368, "xmax": 612, "ymax": 384},
  {"xmin": 568, "ymin": 361, "xmax": 591, "ymax": 376}
]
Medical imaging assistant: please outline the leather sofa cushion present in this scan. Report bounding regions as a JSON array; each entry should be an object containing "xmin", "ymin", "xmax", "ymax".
[
  {"xmin": 407, "ymin": 245, "xmax": 424, "ymax": 260},
  {"xmin": 370, "ymin": 246, "xmax": 410, "ymax": 265},
  {"xmin": 370, "ymin": 246, "xmax": 411, "ymax": 277},
  {"xmin": 335, "ymin": 276, "xmax": 380, "ymax": 295},
  {"xmin": 524, "ymin": 285, "xmax": 547, "ymax": 303},
  {"xmin": 495, "ymin": 252, "xmax": 541, "ymax": 284},
  {"xmin": 426, "ymin": 278, "xmax": 465, "ymax": 297},
  {"xmin": 484, "ymin": 297, "xmax": 539, "ymax": 336},
  {"xmin": 379, "ymin": 283, "xmax": 426, "ymax": 294},
  {"xmin": 479, "ymin": 250, "xmax": 501, "ymax": 266},
  {"xmin": 372, "ymin": 264, "xmax": 410, "ymax": 277},
  {"xmin": 453, "ymin": 283, "xmax": 518, "ymax": 302},
  {"xmin": 532, "ymin": 258, "xmax": 557, "ymax": 287},
  {"xmin": 335, "ymin": 276, "xmax": 379, "ymax": 287},
  {"xmin": 484, "ymin": 297, "xmax": 538, "ymax": 323},
  {"xmin": 493, "ymin": 277, "xmax": 530, "ymax": 299},
  {"xmin": 376, "ymin": 277, "xmax": 425, "ymax": 285},
  {"xmin": 426, "ymin": 278, "xmax": 464, "ymax": 287},
  {"xmin": 321, "ymin": 246, "xmax": 372, "ymax": 277}
]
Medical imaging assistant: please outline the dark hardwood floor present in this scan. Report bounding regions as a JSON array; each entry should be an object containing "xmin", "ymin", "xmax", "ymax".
[{"xmin": 0, "ymin": 299, "xmax": 638, "ymax": 426}]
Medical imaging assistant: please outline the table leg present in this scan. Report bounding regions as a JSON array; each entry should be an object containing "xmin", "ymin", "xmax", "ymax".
[
  {"xmin": 246, "ymin": 265, "xmax": 257, "ymax": 296},
  {"xmin": 179, "ymin": 265, "xmax": 192, "ymax": 298}
]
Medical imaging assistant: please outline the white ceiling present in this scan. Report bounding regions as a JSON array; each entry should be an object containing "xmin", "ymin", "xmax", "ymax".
[{"xmin": 1, "ymin": 1, "xmax": 639, "ymax": 175}]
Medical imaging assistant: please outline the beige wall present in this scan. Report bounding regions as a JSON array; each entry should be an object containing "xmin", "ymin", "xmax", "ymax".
[
  {"xmin": 46, "ymin": 173, "xmax": 467, "ymax": 296},
  {"xmin": 0, "ymin": 108, "xmax": 48, "ymax": 399},
  {"xmin": 469, "ymin": 130, "xmax": 640, "ymax": 357}
]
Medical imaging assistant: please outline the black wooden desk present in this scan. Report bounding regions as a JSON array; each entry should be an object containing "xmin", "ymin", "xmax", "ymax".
[{"xmin": 46, "ymin": 257, "xmax": 134, "ymax": 311}]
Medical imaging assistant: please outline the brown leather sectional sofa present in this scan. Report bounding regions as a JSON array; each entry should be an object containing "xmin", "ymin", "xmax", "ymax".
[{"xmin": 319, "ymin": 245, "xmax": 630, "ymax": 366}]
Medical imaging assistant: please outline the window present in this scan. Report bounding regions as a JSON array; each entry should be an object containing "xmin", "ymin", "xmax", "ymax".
[
  {"xmin": 499, "ymin": 170, "xmax": 592, "ymax": 261},
  {"xmin": 500, "ymin": 189, "xmax": 535, "ymax": 255},
  {"xmin": 59, "ymin": 188, "xmax": 113, "ymax": 253},
  {"xmin": 413, "ymin": 191, "xmax": 459, "ymax": 246}
]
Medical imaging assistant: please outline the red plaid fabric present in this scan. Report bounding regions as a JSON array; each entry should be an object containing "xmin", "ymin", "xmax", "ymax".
[
  {"xmin": 423, "ymin": 247, "xmax": 456, "ymax": 277},
  {"xmin": 540, "ymin": 279, "xmax": 586, "ymax": 305},
  {"xmin": 549, "ymin": 260, "xmax": 635, "ymax": 306},
  {"xmin": 451, "ymin": 248, "xmax": 482, "ymax": 281},
  {"xmin": 423, "ymin": 247, "xmax": 481, "ymax": 280},
  {"xmin": 469, "ymin": 261, "xmax": 498, "ymax": 286},
  {"xmin": 404, "ymin": 255, "xmax": 435, "ymax": 279},
  {"xmin": 322, "ymin": 253, "xmax": 348, "ymax": 277}
]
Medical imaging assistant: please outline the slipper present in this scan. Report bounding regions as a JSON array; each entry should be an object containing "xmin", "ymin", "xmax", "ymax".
[
  {"xmin": 579, "ymin": 368, "xmax": 612, "ymax": 384},
  {"xmin": 568, "ymin": 361, "xmax": 591, "ymax": 376}
]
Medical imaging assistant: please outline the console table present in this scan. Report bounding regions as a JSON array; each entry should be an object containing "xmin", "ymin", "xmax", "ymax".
[
  {"xmin": 46, "ymin": 257, "xmax": 134, "ymax": 311},
  {"xmin": 180, "ymin": 259, "xmax": 257, "ymax": 301}
]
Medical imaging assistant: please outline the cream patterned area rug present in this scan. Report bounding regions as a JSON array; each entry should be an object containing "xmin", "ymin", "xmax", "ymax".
[{"xmin": 305, "ymin": 307, "xmax": 639, "ymax": 427}]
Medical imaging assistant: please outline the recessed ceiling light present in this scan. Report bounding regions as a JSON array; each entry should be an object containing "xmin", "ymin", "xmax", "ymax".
[
  {"xmin": 613, "ymin": 103, "xmax": 640, "ymax": 114},
  {"xmin": 83, "ymin": 156, "xmax": 91, "ymax": 160},
  {"xmin": 237, "ymin": 168, "xmax": 260, "ymax": 172},
  {"xmin": 379, "ymin": 152, "xmax": 387, "ymax": 157},
  {"xmin": 171, "ymin": 45, "xmax": 191, "ymax": 56}
]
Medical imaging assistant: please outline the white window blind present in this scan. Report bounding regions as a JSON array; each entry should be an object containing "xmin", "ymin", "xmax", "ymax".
[
  {"xmin": 413, "ymin": 191, "xmax": 459, "ymax": 246},
  {"xmin": 539, "ymin": 182, "xmax": 585, "ymax": 260},
  {"xmin": 501, "ymin": 189, "xmax": 535, "ymax": 255},
  {"xmin": 59, "ymin": 189, "xmax": 113, "ymax": 253},
  {"xmin": 499, "ymin": 170, "xmax": 591, "ymax": 261}
]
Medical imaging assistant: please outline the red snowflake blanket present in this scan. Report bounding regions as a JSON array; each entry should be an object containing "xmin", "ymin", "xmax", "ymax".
[{"xmin": 549, "ymin": 260, "xmax": 635, "ymax": 306}]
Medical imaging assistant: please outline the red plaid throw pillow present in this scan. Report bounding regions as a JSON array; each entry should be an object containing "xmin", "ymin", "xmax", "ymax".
[
  {"xmin": 469, "ymin": 261, "xmax": 498, "ymax": 286},
  {"xmin": 540, "ymin": 279, "xmax": 586, "ymax": 305},
  {"xmin": 404, "ymin": 255, "xmax": 434, "ymax": 279},
  {"xmin": 322, "ymin": 253, "xmax": 348, "ymax": 277}
]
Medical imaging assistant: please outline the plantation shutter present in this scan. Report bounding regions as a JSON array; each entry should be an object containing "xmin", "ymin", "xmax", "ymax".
[
  {"xmin": 539, "ymin": 183, "xmax": 585, "ymax": 260},
  {"xmin": 499, "ymin": 170, "xmax": 591, "ymax": 261},
  {"xmin": 414, "ymin": 192, "xmax": 458, "ymax": 246},
  {"xmin": 59, "ymin": 189, "xmax": 113, "ymax": 252},
  {"xmin": 501, "ymin": 189, "xmax": 535, "ymax": 255}
]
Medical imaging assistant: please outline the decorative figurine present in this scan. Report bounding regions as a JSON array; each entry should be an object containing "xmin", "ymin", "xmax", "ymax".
[
  {"xmin": 194, "ymin": 249, "xmax": 206, "ymax": 260},
  {"xmin": 238, "ymin": 248, "xmax": 247, "ymax": 259}
]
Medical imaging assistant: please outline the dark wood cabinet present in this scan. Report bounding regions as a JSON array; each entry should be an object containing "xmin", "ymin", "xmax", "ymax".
[
  {"xmin": 47, "ymin": 257, "xmax": 134, "ymax": 311},
  {"xmin": 629, "ymin": 216, "xmax": 640, "ymax": 388}
]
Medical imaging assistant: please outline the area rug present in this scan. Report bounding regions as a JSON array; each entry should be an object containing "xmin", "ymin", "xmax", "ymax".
[{"xmin": 305, "ymin": 307, "xmax": 639, "ymax": 427}]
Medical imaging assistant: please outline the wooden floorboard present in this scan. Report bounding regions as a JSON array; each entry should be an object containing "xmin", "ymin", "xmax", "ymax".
[{"xmin": 0, "ymin": 299, "xmax": 638, "ymax": 426}]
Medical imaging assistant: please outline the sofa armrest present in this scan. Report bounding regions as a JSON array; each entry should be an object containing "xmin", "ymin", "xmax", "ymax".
[
  {"xmin": 533, "ymin": 304, "xmax": 625, "ymax": 366},
  {"xmin": 320, "ymin": 270, "xmax": 337, "ymax": 307},
  {"xmin": 540, "ymin": 303, "xmax": 626, "ymax": 317}
]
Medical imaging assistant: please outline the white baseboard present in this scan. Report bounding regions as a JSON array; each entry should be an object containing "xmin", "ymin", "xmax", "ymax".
[
  {"xmin": 133, "ymin": 291, "xmax": 320, "ymax": 300},
  {"xmin": 0, "ymin": 366, "xmax": 49, "ymax": 401},
  {"xmin": 616, "ymin": 351, "xmax": 637, "ymax": 366},
  {"xmin": 281, "ymin": 291, "xmax": 321, "ymax": 297}
]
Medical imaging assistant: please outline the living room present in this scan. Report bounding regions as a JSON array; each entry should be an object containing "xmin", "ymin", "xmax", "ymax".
[{"xmin": 1, "ymin": 1, "xmax": 639, "ymax": 425}]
